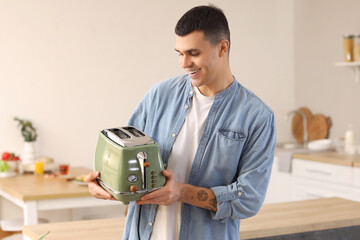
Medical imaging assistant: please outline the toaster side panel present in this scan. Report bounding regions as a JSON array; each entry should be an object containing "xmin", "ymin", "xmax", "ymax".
[{"xmin": 95, "ymin": 132, "xmax": 166, "ymax": 203}]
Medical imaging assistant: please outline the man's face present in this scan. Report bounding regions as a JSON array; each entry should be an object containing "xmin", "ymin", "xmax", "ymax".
[{"xmin": 175, "ymin": 31, "xmax": 223, "ymax": 93}]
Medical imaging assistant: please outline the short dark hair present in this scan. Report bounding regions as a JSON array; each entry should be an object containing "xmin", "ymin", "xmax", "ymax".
[{"xmin": 175, "ymin": 5, "xmax": 230, "ymax": 48}]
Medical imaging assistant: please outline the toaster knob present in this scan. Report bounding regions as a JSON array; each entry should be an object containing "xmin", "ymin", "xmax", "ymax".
[
  {"xmin": 130, "ymin": 185, "xmax": 138, "ymax": 193},
  {"xmin": 144, "ymin": 162, "xmax": 150, "ymax": 168}
]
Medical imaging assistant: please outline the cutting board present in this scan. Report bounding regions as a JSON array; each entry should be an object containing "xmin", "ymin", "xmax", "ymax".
[{"xmin": 291, "ymin": 107, "xmax": 332, "ymax": 143}]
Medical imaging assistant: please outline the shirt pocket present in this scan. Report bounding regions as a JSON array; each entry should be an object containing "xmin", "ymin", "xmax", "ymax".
[
  {"xmin": 204, "ymin": 129, "xmax": 247, "ymax": 185},
  {"xmin": 218, "ymin": 128, "xmax": 247, "ymax": 142}
]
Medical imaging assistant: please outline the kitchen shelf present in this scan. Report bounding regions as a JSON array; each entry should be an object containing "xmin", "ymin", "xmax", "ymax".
[{"xmin": 335, "ymin": 62, "xmax": 360, "ymax": 83}]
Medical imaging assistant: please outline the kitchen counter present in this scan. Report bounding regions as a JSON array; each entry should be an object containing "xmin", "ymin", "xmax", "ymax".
[
  {"xmin": 289, "ymin": 151, "xmax": 360, "ymax": 167},
  {"xmin": 240, "ymin": 197, "xmax": 360, "ymax": 239},
  {"xmin": 22, "ymin": 198, "xmax": 360, "ymax": 239},
  {"xmin": 354, "ymin": 160, "xmax": 360, "ymax": 168}
]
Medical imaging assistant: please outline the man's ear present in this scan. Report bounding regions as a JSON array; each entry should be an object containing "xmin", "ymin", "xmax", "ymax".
[{"xmin": 219, "ymin": 39, "xmax": 230, "ymax": 57}]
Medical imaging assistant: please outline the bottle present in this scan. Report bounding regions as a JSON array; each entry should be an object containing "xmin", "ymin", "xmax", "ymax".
[
  {"xmin": 345, "ymin": 124, "xmax": 355, "ymax": 154},
  {"xmin": 343, "ymin": 35, "xmax": 354, "ymax": 62},
  {"xmin": 353, "ymin": 35, "xmax": 360, "ymax": 62}
]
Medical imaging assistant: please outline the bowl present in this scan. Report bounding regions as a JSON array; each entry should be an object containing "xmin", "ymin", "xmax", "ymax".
[{"xmin": 307, "ymin": 139, "xmax": 333, "ymax": 151}]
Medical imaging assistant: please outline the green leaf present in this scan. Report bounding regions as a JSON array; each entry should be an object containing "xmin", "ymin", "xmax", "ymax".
[{"xmin": 14, "ymin": 117, "xmax": 38, "ymax": 142}]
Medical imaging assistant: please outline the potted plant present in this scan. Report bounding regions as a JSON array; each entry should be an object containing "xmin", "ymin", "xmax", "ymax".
[{"xmin": 14, "ymin": 117, "xmax": 38, "ymax": 165}]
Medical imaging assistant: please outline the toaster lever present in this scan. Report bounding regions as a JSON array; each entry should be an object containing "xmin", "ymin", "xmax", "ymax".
[{"xmin": 137, "ymin": 152, "xmax": 147, "ymax": 189}]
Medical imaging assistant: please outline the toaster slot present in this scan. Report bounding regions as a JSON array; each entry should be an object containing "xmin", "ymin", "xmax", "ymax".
[
  {"xmin": 123, "ymin": 127, "xmax": 145, "ymax": 137},
  {"xmin": 102, "ymin": 129, "xmax": 130, "ymax": 147},
  {"xmin": 108, "ymin": 128, "xmax": 130, "ymax": 139}
]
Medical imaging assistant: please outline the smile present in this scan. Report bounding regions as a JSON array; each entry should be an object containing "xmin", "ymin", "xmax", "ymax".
[{"xmin": 189, "ymin": 69, "xmax": 200, "ymax": 74}]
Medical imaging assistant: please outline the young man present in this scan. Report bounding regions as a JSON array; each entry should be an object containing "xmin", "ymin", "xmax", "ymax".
[{"xmin": 87, "ymin": 5, "xmax": 276, "ymax": 240}]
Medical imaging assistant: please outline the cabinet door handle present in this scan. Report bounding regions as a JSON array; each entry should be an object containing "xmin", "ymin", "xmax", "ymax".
[
  {"xmin": 305, "ymin": 167, "xmax": 332, "ymax": 175},
  {"xmin": 306, "ymin": 191, "xmax": 330, "ymax": 198}
]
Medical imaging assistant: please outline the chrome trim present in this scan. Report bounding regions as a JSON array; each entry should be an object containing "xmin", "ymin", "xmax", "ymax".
[
  {"xmin": 102, "ymin": 126, "xmax": 155, "ymax": 147},
  {"xmin": 97, "ymin": 177, "xmax": 162, "ymax": 196},
  {"xmin": 137, "ymin": 151, "xmax": 147, "ymax": 189}
]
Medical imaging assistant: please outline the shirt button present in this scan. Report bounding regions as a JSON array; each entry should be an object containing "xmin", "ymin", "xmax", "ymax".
[
  {"xmin": 238, "ymin": 192, "xmax": 243, "ymax": 197},
  {"xmin": 172, "ymin": 133, "xmax": 176, "ymax": 138},
  {"xmin": 185, "ymin": 105, "xmax": 189, "ymax": 109},
  {"xmin": 190, "ymin": 91, "xmax": 193, "ymax": 95},
  {"xmin": 149, "ymin": 222, "xmax": 153, "ymax": 226}
]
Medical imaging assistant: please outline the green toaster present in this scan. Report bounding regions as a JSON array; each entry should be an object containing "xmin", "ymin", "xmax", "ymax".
[{"xmin": 94, "ymin": 126, "xmax": 166, "ymax": 204}]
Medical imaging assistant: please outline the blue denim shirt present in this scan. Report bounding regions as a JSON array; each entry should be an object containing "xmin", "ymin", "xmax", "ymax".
[{"xmin": 122, "ymin": 74, "xmax": 276, "ymax": 240}]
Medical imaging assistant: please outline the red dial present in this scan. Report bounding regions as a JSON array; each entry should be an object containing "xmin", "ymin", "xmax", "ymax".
[{"xmin": 130, "ymin": 185, "xmax": 138, "ymax": 192}]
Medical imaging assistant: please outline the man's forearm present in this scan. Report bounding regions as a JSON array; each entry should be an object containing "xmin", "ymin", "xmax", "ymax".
[
  {"xmin": 136, "ymin": 170, "xmax": 218, "ymax": 211},
  {"xmin": 180, "ymin": 184, "xmax": 217, "ymax": 212}
]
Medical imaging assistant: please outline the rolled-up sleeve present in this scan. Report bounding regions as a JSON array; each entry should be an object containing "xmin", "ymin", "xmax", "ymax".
[{"xmin": 210, "ymin": 113, "xmax": 276, "ymax": 222}]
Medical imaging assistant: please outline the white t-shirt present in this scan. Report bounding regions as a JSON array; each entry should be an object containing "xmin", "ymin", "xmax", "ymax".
[{"xmin": 150, "ymin": 86, "xmax": 214, "ymax": 240}]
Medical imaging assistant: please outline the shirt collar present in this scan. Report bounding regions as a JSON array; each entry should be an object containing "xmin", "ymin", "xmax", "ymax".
[{"xmin": 185, "ymin": 75, "xmax": 238, "ymax": 100}]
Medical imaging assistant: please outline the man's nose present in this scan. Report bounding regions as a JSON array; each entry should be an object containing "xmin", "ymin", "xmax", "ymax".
[{"xmin": 180, "ymin": 55, "xmax": 192, "ymax": 69}]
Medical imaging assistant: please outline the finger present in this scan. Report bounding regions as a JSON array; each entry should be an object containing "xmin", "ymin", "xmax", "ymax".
[
  {"xmin": 140, "ymin": 187, "xmax": 167, "ymax": 201},
  {"xmin": 88, "ymin": 181, "xmax": 114, "ymax": 200},
  {"xmin": 136, "ymin": 200, "xmax": 148, "ymax": 205},
  {"xmin": 140, "ymin": 192, "xmax": 172, "ymax": 206},
  {"xmin": 136, "ymin": 196, "xmax": 167, "ymax": 205},
  {"xmin": 84, "ymin": 171, "xmax": 100, "ymax": 182},
  {"xmin": 137, "ymin": 197, "xmax": 170, "ymax": 206},
  {"xmin": 162, "ymin": 169, "xmax": 174, "ymax": 180},
  {"xmin": 140, "ymin": 194, "xmax": 167, "ymax": 203}
]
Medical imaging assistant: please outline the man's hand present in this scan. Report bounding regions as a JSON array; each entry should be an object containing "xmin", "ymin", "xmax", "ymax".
[
  {"xmin": 136, "ymin": 169, "xmax": 184, "ymax": 206},
  {"xmin": 136, "ymin": 169, "xmax": 217, "ymax": 212},
  {"xmin": 85, "ymin": 171, "xmax": 116, "ymax": 200}
]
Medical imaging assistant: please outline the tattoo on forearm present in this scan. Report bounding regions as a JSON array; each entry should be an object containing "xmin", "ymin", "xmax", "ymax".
[
  {"xmin": 197, "ymin": 190, "xmax": 208, "ymax": 201},
  {"xmin": 209, "ymin": 197, "xmax": 217, "ymax": 209}
]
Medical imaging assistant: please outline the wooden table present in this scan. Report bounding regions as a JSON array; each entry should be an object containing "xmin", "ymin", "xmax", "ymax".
[
  {"xmin": 0, "ymin": 167, "xmax": 122, "ymax": 225},
  {"xmin": 23, "ymin": 218, "xmax": 125, "ymax": 240},
  {"xmin": 22, "ymin": 198, "xmax": 360, "ymax": 239},
  {"xmin": 292, "ymin": 151, "xmax": 360, "ymax": 166}
]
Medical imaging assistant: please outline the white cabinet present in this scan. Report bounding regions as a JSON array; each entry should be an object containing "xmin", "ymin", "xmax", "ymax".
[
  {"xmin": 292, "ymin": 158, "xmax": 353, "ymax": 185},
  {"xmin": 264, "ymin": 156, "xmax": 291, "ymax": 204},
  {"xmin": 292, "ymin": 158, "xmax": 356, "ymax": 202},
  {"xmin": 291, "ymin": 176, "xmax": 353, "ymax": 201},
  {"xmin": 266, "ymin": 156, "xmax": 360, "ymax": 203},
  {"xmin": 353, "ymin": 167, "xmax": 360, "ymax": 188},
  {"xmin": 353, "ymin": 167, "xmax": 360, "ymax": 200}
]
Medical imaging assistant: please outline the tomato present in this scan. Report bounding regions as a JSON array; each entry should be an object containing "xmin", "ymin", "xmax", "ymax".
[{"xmin": 2, "ymin": 152, "xmax": 10, "ymax": 161}]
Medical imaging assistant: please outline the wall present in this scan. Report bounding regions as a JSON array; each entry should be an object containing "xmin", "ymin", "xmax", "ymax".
[
  {"xmin": 0, "ymin": 0, "xmax": 295, "ymax": 220},
  {"xmin": 294, "ymin": 0, "xmax": 360, "ymax": 141},
  {"xmin": 0, "ymin": 0, "xmax": 295, "ymax": 168}
]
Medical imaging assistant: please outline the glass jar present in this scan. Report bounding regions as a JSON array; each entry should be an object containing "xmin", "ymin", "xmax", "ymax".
[
  {"xmin": 353, "ymin": 35, "xmax": 360, "ymax": 62},
  {"xmin": 343, "ymin": 34, "xmax": 354, "ymax": 62}
]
